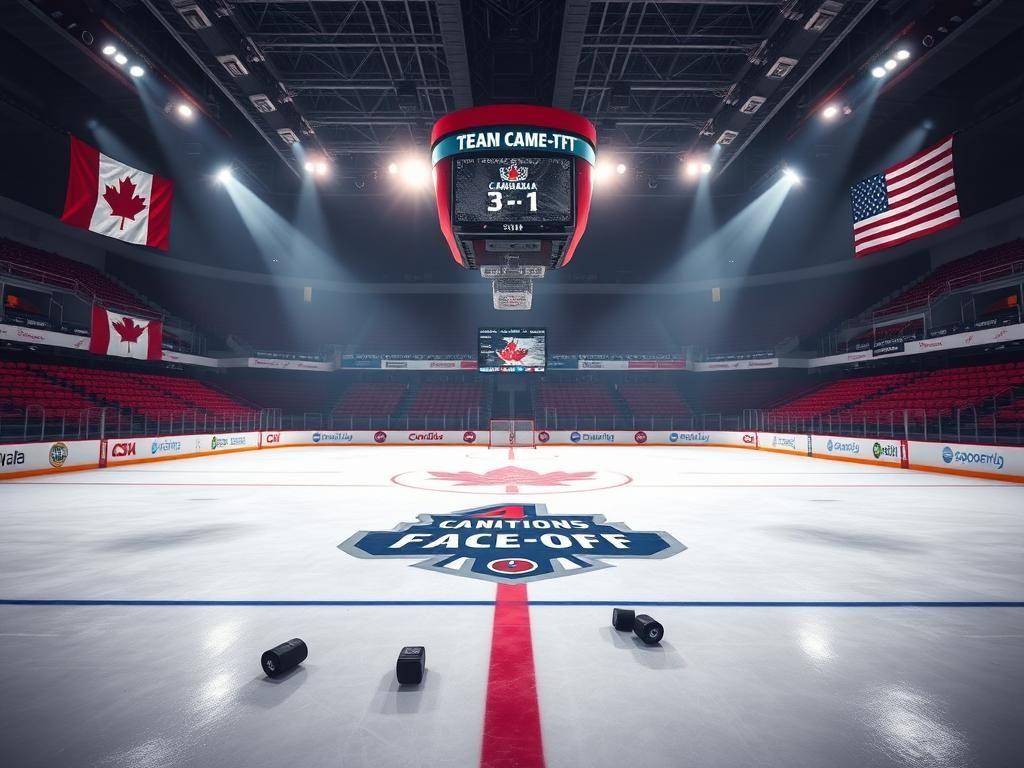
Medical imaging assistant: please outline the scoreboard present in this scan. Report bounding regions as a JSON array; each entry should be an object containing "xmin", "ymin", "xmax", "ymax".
[
  {"xmin": 431, "ymin": 106, "xmax": 597, "ymax": 310},
  {"xmin": 453, "ymin": 157, "xmax": 573, "ymax": 232},
  {"xmin": 478, "ymin": 327, "xmax": 546, "ymax": 373}
]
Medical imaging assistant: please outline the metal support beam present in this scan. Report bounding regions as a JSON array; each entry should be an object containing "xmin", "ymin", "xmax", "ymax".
[
  {"xmin": 552, "ymin": 0, "xmax": 590, "ymax": 109},
  {"xmin": 431, "ymin": 0, "xmax": 473, "ymax": 108}
]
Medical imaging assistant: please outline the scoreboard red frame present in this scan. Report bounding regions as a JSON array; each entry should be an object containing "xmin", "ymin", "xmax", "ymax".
[{"xmin": 430, "ymin": 104, "xmax": 597, "ymax": 270}]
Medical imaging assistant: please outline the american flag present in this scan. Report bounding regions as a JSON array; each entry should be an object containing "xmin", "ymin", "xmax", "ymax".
[{"xmin": 850, "ymin": 135, "xmax": 960, "ymax": 258}]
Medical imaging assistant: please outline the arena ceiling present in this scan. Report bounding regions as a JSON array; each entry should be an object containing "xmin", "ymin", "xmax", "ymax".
[
  {"xmin": 133, "ymin": 0, "xmax": 889, "ymax": 190},
  {"xmin": 4, "ymin": 0, "xmax": 1022, "ymax": 201}
]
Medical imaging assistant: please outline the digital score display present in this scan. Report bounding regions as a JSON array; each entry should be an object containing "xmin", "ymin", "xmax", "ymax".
[
  {"xmin": 453, "ymin": 157, "xmax": 573, "ymax": 232},
  {"xmin": 478, "ymin": 327, "xmax": 547, "ymax": 373}
]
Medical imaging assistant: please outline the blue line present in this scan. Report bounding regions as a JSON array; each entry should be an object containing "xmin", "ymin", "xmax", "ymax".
[{"xmin": 1, "ymin": 599, "xmax": 1022, "ymax": 608}]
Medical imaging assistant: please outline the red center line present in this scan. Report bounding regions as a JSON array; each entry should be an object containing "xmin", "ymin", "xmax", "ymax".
[{"xmin": 481, "ymin": 582, "xmax": 545, "ymax": 768}]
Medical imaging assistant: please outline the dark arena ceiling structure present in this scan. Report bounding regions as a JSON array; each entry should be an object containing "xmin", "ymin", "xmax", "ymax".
[
  {"xmin": 137, "ymin": 0, "xmax": 883, "ymax": 190},
  {"xmin": 4, "ymin": 0, "xmax": 1023, "ymax": 212}
]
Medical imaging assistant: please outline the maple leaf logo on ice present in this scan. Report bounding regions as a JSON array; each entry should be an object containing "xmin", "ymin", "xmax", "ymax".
[
  {"xmin": 497, "ymin": 340, "xmax": 529, "ymax": 363},
  {"xmin": 111, "ymin": 316, "xmax": 147, "ymax": 352},
  {"xmin": 429, "ymin": 466, "xmax": 594, "ymax": 494},
  {"xmin": 499, "ymin": 165, "xmax": 527, "ymax": 182},
  {"xmin": 103, "ymin": 176, "xmax": 147, "ymax": 231}
]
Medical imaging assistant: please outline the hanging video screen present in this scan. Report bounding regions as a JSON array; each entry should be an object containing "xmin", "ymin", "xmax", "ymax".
[
  {"xmin": 453, "ymin": 157, "xmax": 573, "ymax": 231},
  {"xmin": 478, "ymin": 327, "xmax": 547, "ymax": 373}
]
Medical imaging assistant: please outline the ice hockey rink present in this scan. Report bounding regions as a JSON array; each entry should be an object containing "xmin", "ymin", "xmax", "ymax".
[{"xmin": 2, "ymin": 445, "xmax": 1023, "ymax": 768}]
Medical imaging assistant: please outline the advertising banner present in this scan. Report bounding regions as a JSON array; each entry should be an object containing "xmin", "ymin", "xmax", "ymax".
[
  {"xmin": 908, "ymin": 440, "xmax": 1024, "ymax": 481},
  {"xmin": 758, "ymin": 432, "xmax": 810, "ymax": 456},
  {"xmin": 0, "ymin": 439, "xmax": 100, "ymax": 478},
  {"xmin": 810, "ymin": 435, "xmax": 903, "ymax": 465}
]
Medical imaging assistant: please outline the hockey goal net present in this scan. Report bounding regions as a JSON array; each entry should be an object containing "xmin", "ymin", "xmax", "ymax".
[{"xmin": 488, "ymin": 419, "xmax": 536, "ymax": 448}]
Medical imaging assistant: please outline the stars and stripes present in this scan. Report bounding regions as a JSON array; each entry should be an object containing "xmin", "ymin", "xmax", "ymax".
[{"xmin": 850, "ymin": 136, "xmax": 960, "ymax": 257}]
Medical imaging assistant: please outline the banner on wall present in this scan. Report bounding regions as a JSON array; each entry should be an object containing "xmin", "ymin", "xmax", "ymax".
[{"xmin": 89, "ymin": 306, "xmax": 163, "ymax": 360}]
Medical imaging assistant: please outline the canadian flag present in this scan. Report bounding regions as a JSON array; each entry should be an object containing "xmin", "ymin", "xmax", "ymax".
[
  {"xmin": 89, "ymin": 306, "xmax": 163, "ymax": 360},
  {"xmin": 61, "ymin": 136, "xmax": 173, "ymax": 251}
]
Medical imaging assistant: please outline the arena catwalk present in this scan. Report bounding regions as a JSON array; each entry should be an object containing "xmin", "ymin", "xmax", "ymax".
[{"xmin": 2, "ymin": 445, "xmax": 1022, "ymax": 767}]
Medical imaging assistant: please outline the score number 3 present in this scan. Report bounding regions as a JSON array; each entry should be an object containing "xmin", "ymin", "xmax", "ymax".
[{"xmin": 487, "ymin": 191, "xmax": 538, "ymax": 212}]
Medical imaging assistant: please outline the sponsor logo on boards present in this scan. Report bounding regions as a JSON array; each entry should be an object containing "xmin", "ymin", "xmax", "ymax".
[
  {"xmin": 374, "ymin": 431, "xmax": 388, "ymax": 444},
  {"xmin": 0, "ymin": 450, "xmax": 26, "ymax": 468},
  {"xmin": 48, "ymin": 442, "xmax": 69, "ymax": 468},
  {"xmin": 634, "ymin": 431, "xmax": 648, "ymax": 444},
  {"xmin": 669, "ymin": 432, "xmax": 711, "ymax": 444},
  {"xmin": 151, "ymin": 440, "xmax": 182, "ymax": 455},
  {"xmin": 339, "ymin": 502, "xmax": 685, "ymax": 585},
  {"xmin": 313, "ymin": 431, "xmax": 354, "ymax": 444},
  {"xmin": 111, "ymin": 442, "xmax": 137, "ymax": 458},
  {"xmin": 942, "ymin": 446, "xmax": 1005, "ymax": 470},
  {"xmin": 463, "ymin": 431, "xmax": 477, "ymax": 444},
  {"xmin": 873, "ymin": 442, "xmax": 899, "ymax": 459},
  {"xmin": 826, "ymin": 439, "xmax": 860, "ymax": 455}
]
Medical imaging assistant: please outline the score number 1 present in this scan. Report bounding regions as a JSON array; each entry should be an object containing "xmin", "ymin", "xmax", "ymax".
[{"xmin": 487, "ymin": 191, "xmax": 538, "ymax": 212}]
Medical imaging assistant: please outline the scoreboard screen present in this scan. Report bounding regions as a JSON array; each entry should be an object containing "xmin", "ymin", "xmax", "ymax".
[
  {"xmin": 478, "ymin": 327, "xmax": 546, "ymax": 373},
  {"xmin": 453, "ymin": 157, "xmax": 573, "ymax": 231}
]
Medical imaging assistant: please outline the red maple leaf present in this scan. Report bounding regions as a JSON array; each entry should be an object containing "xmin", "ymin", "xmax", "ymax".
[
  {"xmin": 497, "ymin": 340, "xmax": 529, "ymax": 363},
  {"xmin": 103, "ymin": 176, "xmax": 147, "ymax": 230},
  {"xmin": 506, "ymin": 166, "xmax": 519, "ymax": 180},
  {"xmin": 111, "ymin": 316, "xmax": 148, "ymax": 351},
  {"xmin": 428, "ymin": 466, "xmax": 595, "ymax": 493}
]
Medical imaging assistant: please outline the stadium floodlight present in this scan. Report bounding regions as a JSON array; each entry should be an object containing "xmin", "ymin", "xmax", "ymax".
[
  {"xmin": 684, "ymin": 160, "xmax": 700, "ymax": 179},
  {"xmin": 215, "ymin": 166, "xmax": 232, "ymax": 184},
  {"xmin": 871, "ymin": 66, "xmax": 886, "ymax": 78},
  {"xmin": 315, "ymin": 161, "xmax": 328, "ymax": 177},
  {"xmin": 700, "ymin": 162, "xmax": 712, "ymax": 175},
  {"xmin": 304, "ymin": 161, "xmax": 315, "ymax": 173},
  {"xmin": 402, "ymin": 158, "xmax": 429, "ymax": 188},
  {"xmin": 616, "ymin": 162, "xmax": 627, "ymax": 175},
  {"xmin": 896, "ymin": 49, "xmax": 911, "ymax": 61},
  {"xmin": 176, "ymin": 103, "xmax": 194, "ymax": 119},
  {"xmin": 884, "ymin": 59, "xmax": 897, "ymax": 71},
  {"xmin": 822, "ymin": 104, "xmax": 840, "ymax": 120},
  {"xmin": 114, "ymin": 53, "xmax": 128, "ymax": 65},
  {"xmin": 129, "ymin": 65, "xmax": 145, "ymax": 78},
  {"xmin": 102, "ymin": 45, "xmax": 117, "ymax": 57},
  {"xmin": 782, "ymin": 167, "xmax": 801, "ymax": 184},
  {"xmin": 387, "ymin": 162, "xmax": 399, "ymax": 175}
]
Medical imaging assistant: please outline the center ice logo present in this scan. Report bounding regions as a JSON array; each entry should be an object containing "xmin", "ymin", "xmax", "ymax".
[{"xmin": 339, "ymin": 503, "xmax": 684, "ymax": 584}]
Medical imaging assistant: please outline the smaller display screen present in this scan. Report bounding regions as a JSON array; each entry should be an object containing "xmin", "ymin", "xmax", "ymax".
[
  {"xmin": 478, "ymin": 328, "xmax": 546, "ymax": 373},
  {"xmin": 454, "ymin": 157, "xmax": 573, "ymax": 231}
]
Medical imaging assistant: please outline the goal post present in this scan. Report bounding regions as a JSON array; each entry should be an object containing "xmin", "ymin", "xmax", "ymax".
[{"xmin": 488, "ymin": 419, "xmax": 536, "ymax": 448}]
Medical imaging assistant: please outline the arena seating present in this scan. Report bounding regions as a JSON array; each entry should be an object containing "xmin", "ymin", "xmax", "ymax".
[
  {"xmin": 329, "ymin": 382, "xmax": 407, "ymax": 419},
  {"xmin": 0, "ymin": 239, "xmax": 156, "ymax": 316},
  {"xmin": 834, "ymin": 363, "xmax": 1024, "ymax": 419},
  {"xmin": 0, "ymin": 360, "xmax": 252, "ymax": 418},
  {"xmin": 0, "ymin": 361, "xmax": 97, "ymax": 417},
  {"xmin": 405, "ymin": 383, "xmax": 488, "ymax": 420},
  {"xmin": 534, "ymin": 383, "xmax": 621, "ymax": 418},
  {"xmin": 219, "ymin": 374, "xmax": 338, "ymax": 415},
  {"xmin": 768, "ymin": 373, "xmax": 921, "ymax": 419},
  {"xmin": 617, "ymin": 383, "xmax": 692, "ymax": 419},
  {"xmin": 697, "ymin": 375, "xmax": 813, "ymax": 416},
  {"xmin": 873, "ymin": 239, "xmax": 1024, "ymax": 316}
]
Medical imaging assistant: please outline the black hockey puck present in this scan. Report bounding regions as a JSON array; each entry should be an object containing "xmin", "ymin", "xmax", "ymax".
[
  {"xmin": 633, "ymin": 614, "xmax": 664, "ymax": 645},
  {"xmin": 612, "ymin": 608, "xmax": 636, "ymax": 632},
  {"xmin": 396, "ymin": 645, "xmax": 426, "ymax": 685},
  {"xmin": 261, "ymin": 638, "xmax": 308, "ymax": 677}
]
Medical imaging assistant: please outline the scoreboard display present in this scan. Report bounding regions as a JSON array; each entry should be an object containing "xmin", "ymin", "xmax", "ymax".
[
  {"xmin": 478, "ymin": 327, "xmax": 546, "ymax": 373},
  {"xmin": 453, "ymin": 157, "xmax": 573, "ymax": 232}
]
